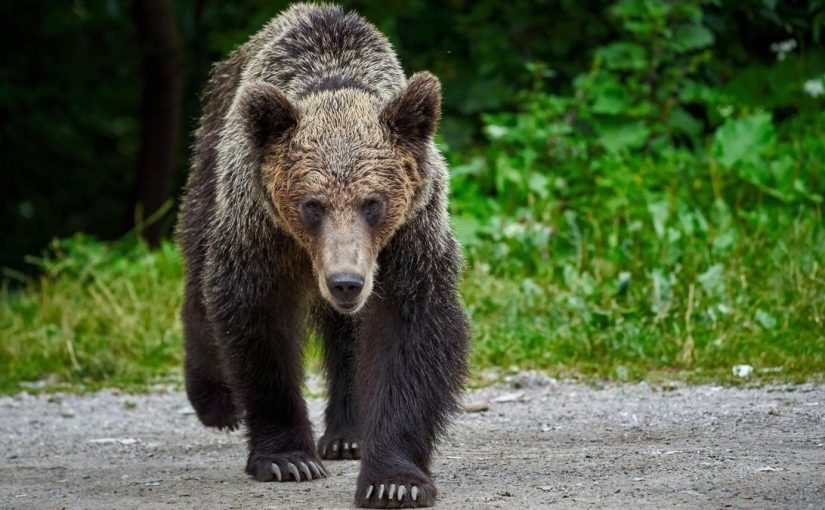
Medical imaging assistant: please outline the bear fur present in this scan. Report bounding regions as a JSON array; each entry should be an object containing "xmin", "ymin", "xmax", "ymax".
[{"xmin": 177, "ymin": 3, "xmax": 469, "ymax": 508}]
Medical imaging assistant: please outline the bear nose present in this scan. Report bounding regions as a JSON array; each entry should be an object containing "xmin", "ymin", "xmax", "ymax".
[{"xmin": 326, "ymin": 273, "xmax": 364, "ymax": 303}]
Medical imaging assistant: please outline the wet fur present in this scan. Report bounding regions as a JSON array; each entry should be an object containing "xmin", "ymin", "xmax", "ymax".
[{"xmin": 177, "ymin": 3, "xmax": 469, "ymax": 508}]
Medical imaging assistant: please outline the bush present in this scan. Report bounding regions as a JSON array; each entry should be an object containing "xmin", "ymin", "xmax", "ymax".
[{"xmin": 449, "ymin": 0, "xmax": 825, "ymax": 380}]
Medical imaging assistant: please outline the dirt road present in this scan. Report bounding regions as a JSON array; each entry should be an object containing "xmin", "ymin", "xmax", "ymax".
[{"xmin": 1, "ymin": 375, "xmax": 823, "ymax": 509}]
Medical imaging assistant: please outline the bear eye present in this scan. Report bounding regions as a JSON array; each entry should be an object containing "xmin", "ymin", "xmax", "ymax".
[
  {"xmin": 362, "ymin": 196, "xmax": 386, "ymax": 228},
  {"xmin": 300, "ymin": 198, "xmax": 325, "ymax": 228}
]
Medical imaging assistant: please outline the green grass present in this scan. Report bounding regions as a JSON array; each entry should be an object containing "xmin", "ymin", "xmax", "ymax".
[
  {"xmin": 1, "ymin": 201, "xmax": 822, "ymax": 393},
  {"xmin": 0, "ymin": 237, "xmax": 184, "ymax": 393},
  {"xmin": 461, "ymin": 209, "xmax": 825, "ymax": 384}
]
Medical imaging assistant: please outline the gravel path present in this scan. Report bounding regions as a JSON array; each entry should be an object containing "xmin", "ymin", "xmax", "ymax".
[{"xmin": 1, "ymin": 375, "xmax": 823, "ymax": 509}]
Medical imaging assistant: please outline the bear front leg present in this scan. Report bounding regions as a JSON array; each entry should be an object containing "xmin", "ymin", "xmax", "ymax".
[
  {"xmin": 219, "ymin": 301, "xmax": 326, "ymax": 482},
  {"xmin": 354, "ymin": 288, "xmax": 469, "ymax": 508},
  {"xmin": 317, "ymin": 305, "xmax": 361, "ymax": 460},
  {"xmin": 182, "ymin": 289, "xmax": 240, "ymax": 431},
  {"xmin": 205, "ymin": 246, "xmax": 326, "ymax": 483}
]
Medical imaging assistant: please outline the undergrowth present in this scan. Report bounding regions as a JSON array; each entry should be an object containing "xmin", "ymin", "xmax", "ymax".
[{"xmin": 2, "ymin": 0, "xmax": 823, "ymax": 392}]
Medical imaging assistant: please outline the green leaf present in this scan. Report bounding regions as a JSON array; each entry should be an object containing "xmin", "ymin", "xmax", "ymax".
[
  {"xmin": 668, "ymin": 107, "xmax": 704, "ymax": 137},
  {"xmin": 595, "ymin": 42, "xmax": 648, "ymax": 71},
  {"xmin": 755, "ymin": 309, "xmax": 777, "ymax": 330},
  {"xmin": 648, "ymin": 199, "xmax": 670, "ymax": 239},
  {"xmin": 650, "ymin": 269, "xmax": 675, "ymax": 318},
  {"xmin": 592, "ymin": 84, "xmax": 631, "ymax": 115},
  {"xmin": 712, "ymin": 113, "xmax": 775, "ymax": 167},
  {"xmin": 679, "ymin": 80, "xmax": 717, "ymax": 105},
  {"xmin": 598, "ymin": 120, "xmax": 650, "ymax": 153},
  {"xmin": 712, "ymin": 229, "xmax": 738, "ymax": 253},
  {"xmin": 451, "ymin": 215, "xmax": 483, "ymax": 247},
  {"xmin": 670, "ymin": 23, "xmax": 715, "ymax": 53},
  {"xmin": 484, "ymin": 124, "xmax": 509, "ymax": 140},
  {"xmin": 697, "ymin": 264, "xmax": 726, "ymax": 297},
  {"xmin": 528, "ymin": 173, "xmax": 550, "ymax": 199}
]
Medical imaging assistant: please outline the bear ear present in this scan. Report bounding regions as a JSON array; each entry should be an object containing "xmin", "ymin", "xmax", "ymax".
[
  {"xmin": 239, "ymin": 82, "xmax": 299, "ymax": 149},
  {"xmin": 381, "ymin": 72, "xmax": 442, "ymax": 149}
]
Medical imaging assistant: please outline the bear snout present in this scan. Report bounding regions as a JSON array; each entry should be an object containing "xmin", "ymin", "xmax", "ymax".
[{"xmin": 326, "ymin": 272, "xmax": 365, "ymax": 305}]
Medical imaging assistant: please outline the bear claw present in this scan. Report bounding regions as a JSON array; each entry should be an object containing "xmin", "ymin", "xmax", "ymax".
[
  {"xmin": 361, "ymin": 481, "xmax": 430, "ymax": 507},
  {"xmin": 247, "ymin": 452, "xmax": 326, "ymax": 482},
  {"xmin": 319, "ymin": 434, "xmax": 361, "ymax": 460},
  {"xmin": 308, "ymin": 461, "xmax": 323, "ymax": 478}
]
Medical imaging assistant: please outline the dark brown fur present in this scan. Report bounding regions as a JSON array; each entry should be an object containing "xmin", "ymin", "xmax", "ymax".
[{"xmin": 177, "ymin": 4, "xmax": 469, "ymax": 508}]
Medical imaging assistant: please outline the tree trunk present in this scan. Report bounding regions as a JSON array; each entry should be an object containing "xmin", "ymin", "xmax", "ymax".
[{"xmin": 131, "ymin": 0, "xmax": 184, "ymax": 247}]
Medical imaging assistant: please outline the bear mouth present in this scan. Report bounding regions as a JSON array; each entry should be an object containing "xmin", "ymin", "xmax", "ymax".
[
  {"xmin": 333, "ymin": 299, "xmax": 365, "ymax": 314},
  {"xmin": 339, "ymin": 302, "xmax": 357, "ymax": 311}
]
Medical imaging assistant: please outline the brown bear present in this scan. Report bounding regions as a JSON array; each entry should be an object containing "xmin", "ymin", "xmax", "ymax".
[{"xmin": 177, "ymin": 3, "xmax": 469, "ymax": 508}]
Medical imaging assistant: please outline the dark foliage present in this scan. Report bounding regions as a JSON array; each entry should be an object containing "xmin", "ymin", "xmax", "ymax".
[{"xmin": 1, "ymin": 0, "xmax": 823, "ymax": 272}]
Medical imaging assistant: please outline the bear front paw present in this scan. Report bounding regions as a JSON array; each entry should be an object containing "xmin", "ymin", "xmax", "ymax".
[
  {"xmin": 318, "ymin": 432, "xmax": 361, "ymax": 460},
  {"xmin": 356, "ymin": 478, "xmax": 436, "ymax": 508},
  {"xmin": 246, "ymin": 451, "xmax": 327, "ymax": 482}
]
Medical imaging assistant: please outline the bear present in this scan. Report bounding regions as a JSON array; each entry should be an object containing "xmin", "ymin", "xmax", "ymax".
[{"xmin": 176, "ymin": 3, "xmax": 470, "ymax": 508}]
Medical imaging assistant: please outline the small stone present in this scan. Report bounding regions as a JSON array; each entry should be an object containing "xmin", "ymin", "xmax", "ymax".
[
  {"xmin": 462, "ymin": 401, "xmax": 490, "ymax": 413},
  {"xmin": 732, "ymin": 364, "xmax": 753, "ymax": 378},
  {"xmin": 491, "ymin": 392, "xmax": 527, "ymax": 403}
]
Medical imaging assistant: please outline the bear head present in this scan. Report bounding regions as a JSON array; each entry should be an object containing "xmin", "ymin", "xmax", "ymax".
[{"xmin": 239, "ymin": 72, "xmax": 441, "ymax": 314}]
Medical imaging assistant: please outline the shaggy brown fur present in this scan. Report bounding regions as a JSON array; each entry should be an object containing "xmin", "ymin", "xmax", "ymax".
[{"xmin": 177, "ymin": 4, "xmax": 469, "ymax": 508}]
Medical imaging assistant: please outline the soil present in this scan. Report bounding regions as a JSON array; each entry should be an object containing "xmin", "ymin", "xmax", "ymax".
[{"xmin": 1, "ymin": 374, "xmax": 823, "ymax": 509}]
